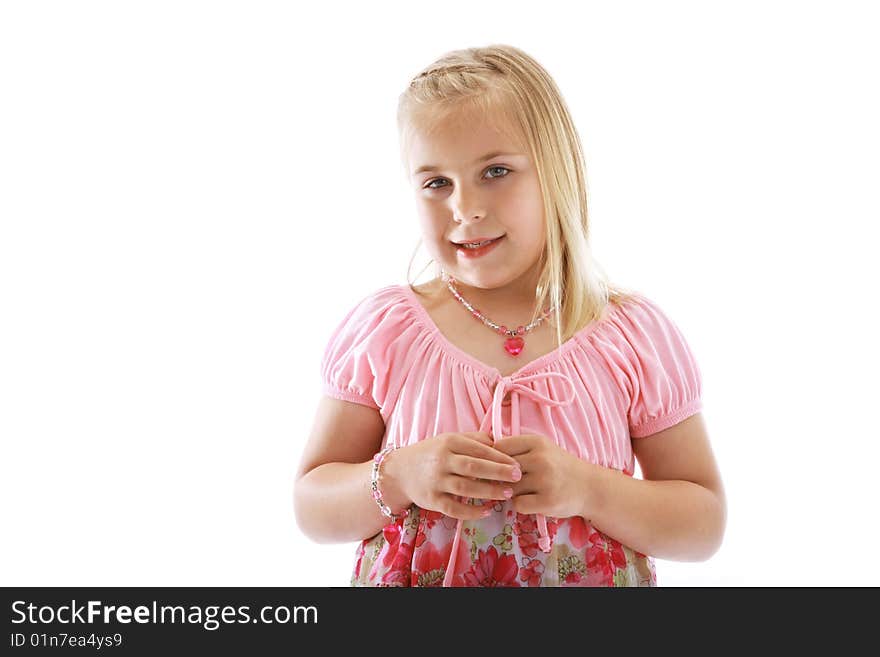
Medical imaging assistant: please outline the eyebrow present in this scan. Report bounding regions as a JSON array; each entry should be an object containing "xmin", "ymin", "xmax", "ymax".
[{"xmin": 412, "ymin": 151, "xmax": 525, "ymax": 175}]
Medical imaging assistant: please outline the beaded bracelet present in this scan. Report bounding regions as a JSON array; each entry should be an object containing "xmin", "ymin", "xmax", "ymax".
[{"xmin": 370, "ymin": 445, "xmax": 410, "ymax": 522}]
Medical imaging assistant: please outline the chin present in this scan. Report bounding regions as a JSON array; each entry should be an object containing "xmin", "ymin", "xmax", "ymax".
[{"xmin": 447, "ymin": 272, "xmax": 504, "ymax": 290}]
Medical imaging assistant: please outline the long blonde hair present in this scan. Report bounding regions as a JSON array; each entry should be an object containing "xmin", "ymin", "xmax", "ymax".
[{"xmin": 398, "ymin": 44, "xmax": 639, "ymax": 347}]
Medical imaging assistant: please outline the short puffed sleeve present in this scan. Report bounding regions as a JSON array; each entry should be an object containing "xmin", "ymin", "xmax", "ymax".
[
  {"xmin": 613, "ymin": 294, "xmax": 704, "ymax": 438},
  {"xmin": 319, "ymin": 286, "xmax": 403, "ymax": 411}
]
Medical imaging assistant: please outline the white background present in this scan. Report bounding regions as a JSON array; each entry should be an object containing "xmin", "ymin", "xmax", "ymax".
[{"xmin": 2, "ymin": 1, "xmax": 877, "ymax": 587}]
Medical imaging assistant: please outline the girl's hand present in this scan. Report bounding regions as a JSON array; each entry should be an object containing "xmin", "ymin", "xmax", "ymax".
[
  {"xmin": 492, "ymin": 434, "xmax": 594, "ymax": 519},
  {"xmin": 388, "ymin": 432, "xmax": 523, "ymax": 521}
]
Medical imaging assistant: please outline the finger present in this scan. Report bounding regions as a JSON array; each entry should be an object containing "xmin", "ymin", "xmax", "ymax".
[
  {"xmin": 452, "ymin": 434, "xmax": 520, "ymax": 466},
  {"xmin": 441, "ymin": 494, "xmax": 496, "ymax": 521},
  {"xmin": 444, "ymin": 472, "xmax": 515, "ymax": 501},
  {"xmin": 510, "ymin": 493, "xmax": 541, "ymax": 515},
  {"xmin": 507, "ymin": 472, "xmax": 538, "ymax": 496},
  {"xmin": 449, "ymin": 454, "xmax": 521, "ymax": 484},
  {"xmin": 460, "ymin": 431, "xmax": 495, "ymax": 446},
  {"xmin": 492, "ymin": 434, "xmax": 539, "ymax": 457},
  {"xmin": 507, "ymin": 451, "xmax": 534, "ymax": 473}
]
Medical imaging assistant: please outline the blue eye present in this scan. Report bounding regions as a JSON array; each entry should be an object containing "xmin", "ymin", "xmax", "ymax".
[
  {"xmin": 424, "ymin": 166, "xmax": 511, "ymax": 190},
  {"xmin": 486, "ymin": 166, "xmax": 511, "ymax": 179}
]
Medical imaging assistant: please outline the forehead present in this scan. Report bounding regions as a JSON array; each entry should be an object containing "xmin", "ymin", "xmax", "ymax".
[{"xmin": 408, "ymin": 114, "xmax": 527, "ymax": 176}]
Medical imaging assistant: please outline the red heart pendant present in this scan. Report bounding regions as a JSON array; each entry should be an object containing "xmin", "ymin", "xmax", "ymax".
[{"xmin": 503, "ymin": 336, "xmax": 524, "ymax": 356}]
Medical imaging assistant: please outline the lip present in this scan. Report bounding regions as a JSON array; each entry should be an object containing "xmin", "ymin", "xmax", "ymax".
[
  {"xmin": 452, "ymin": 235, "xmax": 504, "ymax": 259},
  {"xmin": 451, "ymin": 236, "xmax": 501, "ymax": 245}
]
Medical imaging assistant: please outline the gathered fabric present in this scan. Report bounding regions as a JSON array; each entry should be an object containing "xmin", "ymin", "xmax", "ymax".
[{"xmin": 322, "ymin": 284, "xmax": 703, "ymax": 586}]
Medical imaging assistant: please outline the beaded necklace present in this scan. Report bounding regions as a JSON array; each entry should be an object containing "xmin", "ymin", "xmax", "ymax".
[{"xmin": 442, "ymin": 273, "xmax": 555, "ymax": 357}]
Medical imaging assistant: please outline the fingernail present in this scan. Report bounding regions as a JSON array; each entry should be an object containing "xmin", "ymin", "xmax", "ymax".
[
  {"xmin": 481, "ymin": 509, "xmax": 491, "ymax": 517},
  {"xmin": 511, "ymin": 467, "xmax": 521, "ymax": 481},
  {"xmin": 503, "ymin": 488, "xmax": 513, "ymax": 499}
]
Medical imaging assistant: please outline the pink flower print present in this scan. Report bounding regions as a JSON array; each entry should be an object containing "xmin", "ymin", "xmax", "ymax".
[
  {"xmin": 564, "ymin": 570, "xmax": 584, "ymax": 585},
  {"xmin": 412, "ymin": 541, "xmax": 448, "ymax": 587},
  {"xmin": 513, "ymin": 513, "xmax": 537, "ymax": 535},
  {"xmin": 460, "ymin": 546, "xmax": 521, "ymax": 587},
  {"xmin": 380, "ymin": 523, "xmax": 403, "ymax": 568},
  {"xmin": 608, "ymin": 541, "xmax": 627, "ymax": 571},
  {"xmin": 581, "ymin": 531, "xmax": 627, "ymax": 586},
  {"xmin": 589, "ymin": 531, "xmax": 627, "ymax": 571},
  {"xmin": 373, "ymin": 521, "xmax": 414, "ymax": 586},
  {"xmin": 518, "ymin": 530, "xmax": 539, "ymax": 558},
  {"xmin": 568, "ymin": 516, "xmax": 592, "ymax": 550},
  {"xmin": 422, "ymin": 509, "xmax": 444, "ymax": 528},
  {"xmin": 583, "ymin": 545, "xmax": 616, "ymax": 586},
  {"xmin": 519, "ymin": 557, "xmax": 545, "ymax": 587},
  {"xmin": 556, "ymin": 550, "xmax": 588, "ymax": 585}
]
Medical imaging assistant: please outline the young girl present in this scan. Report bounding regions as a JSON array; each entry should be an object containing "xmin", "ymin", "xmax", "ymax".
[{"xmin": 294, "ymin": 44, "xmax": 726, "ymax": 587}]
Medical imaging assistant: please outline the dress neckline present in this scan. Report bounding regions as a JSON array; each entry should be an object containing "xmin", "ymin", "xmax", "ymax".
[{"xmin": 397, "ymin": 283, "xmax": 627, "ymax": 381}]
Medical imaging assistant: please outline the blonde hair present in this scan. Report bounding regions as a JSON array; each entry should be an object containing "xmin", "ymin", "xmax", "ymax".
[{"xmin": 398, "ymin": 44, "xmax": 640, "ymax": 347}]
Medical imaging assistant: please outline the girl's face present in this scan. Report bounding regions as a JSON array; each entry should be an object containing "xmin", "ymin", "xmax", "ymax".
[{"xmin": 407, "ymin": 115, "xmax": 546, "ymax": 296}]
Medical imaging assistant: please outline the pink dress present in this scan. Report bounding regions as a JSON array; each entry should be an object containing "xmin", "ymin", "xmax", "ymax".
[{"xmin": 320, "ymin": 284, "xmax": 703, "ymax": 587}]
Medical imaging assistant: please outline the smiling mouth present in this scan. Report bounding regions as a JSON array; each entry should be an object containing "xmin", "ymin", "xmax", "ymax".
[
  {"xmin": 450, "ymin": 236, "xmax": 505, "ymax": 260},
  {"xmin": 459, "ymin": 239, "xmax": 495, "ymax": 249},
  {"xmin": 451, "ymin": 236, "xmax": 504, "ymax": 249}
]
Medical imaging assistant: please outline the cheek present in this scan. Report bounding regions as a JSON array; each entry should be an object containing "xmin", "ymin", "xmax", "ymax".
[
  {"xmin": 422, "ymin": 224, "xmax": 449, "ymax": 246},
  {"xmin": 415, "ymin": 209, "xmax": 445, "ymax": 238},
  {"xmin": 521, "ymin": 191, "xmax": 545, "ymax": 221},
  {"xmin": 417, "ymin": 222, "xmax": 453, "ymax": 259},
  {"xmin": 501, "ymin": 179, "xmax": 543, "ymax": 217}
]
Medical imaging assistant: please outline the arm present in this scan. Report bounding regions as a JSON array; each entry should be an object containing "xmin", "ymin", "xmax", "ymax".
[
  {"xmin": 295, "ymin": 397, "xmax": 521, "ymax": 544},
  {"xmin": 294, "ymin": 396, "xmax": 411, "ymax": 544},
  {"xmin": 580, "ymin": 412, "xmax": 727, "ymax": 562}
]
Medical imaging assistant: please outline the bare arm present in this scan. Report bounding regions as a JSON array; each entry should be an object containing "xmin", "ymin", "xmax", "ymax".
[
  {"xmin": 294, "ymin": 396, "xmax": 406, "ymax": 543},
  {"xmin": 580, "ymin": 412, "xmax": 727, "ymax": 561}
]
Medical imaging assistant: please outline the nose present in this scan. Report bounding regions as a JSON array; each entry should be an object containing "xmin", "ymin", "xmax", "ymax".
[{"xmin": 450, "ymin": 185, "xmax": 486, "ymax": 224}]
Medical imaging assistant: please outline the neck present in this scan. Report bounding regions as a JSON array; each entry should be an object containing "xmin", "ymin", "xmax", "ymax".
[{"xmin": 442, "ymin": 269, "xmax": 548, "ymax": 326}]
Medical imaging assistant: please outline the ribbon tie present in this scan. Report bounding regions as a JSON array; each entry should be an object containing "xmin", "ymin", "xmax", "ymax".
[{"xmin": 442, "ymin": 370, "xmax": 577, "ymax": 586}]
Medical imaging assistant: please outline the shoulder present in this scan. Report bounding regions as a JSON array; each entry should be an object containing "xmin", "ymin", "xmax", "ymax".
[
  {"xmin": 603, "ymin": 291, "xmax": 689, "ymax": 345},
  {"xmin": 587, "ymin": 290, "xmax": 701, "ymax": 381},
  {"xmin": 334, "ymin": 283, "xmax": 408, "ymax": 319},
  {"xmin": 596, "ymin": 292, "xmax": 705, "ymax": 437},
  {"xmin": 323, "ymin": 283, "xmax": 423, "ymax": 354},
  {"xmin": 354, "ymin": 282, "xmax": 409, "ymax": 308}
]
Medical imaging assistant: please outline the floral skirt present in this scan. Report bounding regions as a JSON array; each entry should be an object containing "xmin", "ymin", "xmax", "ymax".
[{"xmin": 351, "ymin": 501, "xmax": 657, "ymax": 587}]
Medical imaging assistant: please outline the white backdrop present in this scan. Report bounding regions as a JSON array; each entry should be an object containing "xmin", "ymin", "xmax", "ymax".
[{"xmin": 2, "ymin": 0, "xmax": 877, "ymax": 587}]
